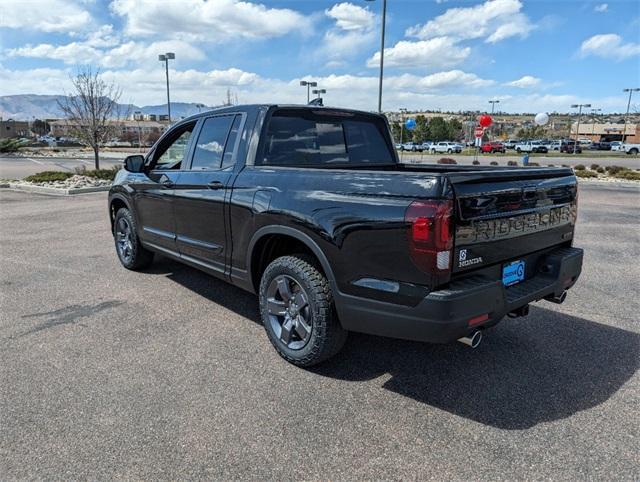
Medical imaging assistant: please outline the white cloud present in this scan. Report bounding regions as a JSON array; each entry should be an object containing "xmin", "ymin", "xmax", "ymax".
[
  {"xmin": 504, "ymin": 75, "xmax": 541, "ymax": 88},
  {"xmin": 320, "ymin": 3, "xmax": 376, "ymax": 65},
  {"xmin": 325, "ymin": 2, "xmax": 375, "ymax": 31},
  {"xmin": 579, "ymin": 34, "xmax": 640, "ymax": 60},
  {"xmin": 367, "ymin": 37, "xmax": 470, "ymax": 69},
  {"xmin": 109, "ymin": 0, "xmax": 312, "ymax": 41},
  {"xmin": 0, "ymin": 65, "xmax": 626, "ymax": 113},
  {"xmin": 8, "ymin": 39, "xmax": 206, "ymax": 68},
  {"xmin": 594, "ymin": 3, "xmax": 608, "ymax": 13},
  {"xmin": 0, "ymin": 0, "xmax": 93, "ymax": 33},
  {"xmin": 407, "ymin": 0, "xmax": 535, "ymax": 43}
]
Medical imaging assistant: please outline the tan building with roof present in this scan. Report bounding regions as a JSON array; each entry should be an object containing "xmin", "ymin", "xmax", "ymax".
[{"xmin": 570, "ymin": 122, "xmax": 639, "ymax": 143}]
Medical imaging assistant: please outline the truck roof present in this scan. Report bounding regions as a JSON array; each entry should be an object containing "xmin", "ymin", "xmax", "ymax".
[{"xmin": 177, "ymin": 104, "xmax": 384, "ymax": 124}]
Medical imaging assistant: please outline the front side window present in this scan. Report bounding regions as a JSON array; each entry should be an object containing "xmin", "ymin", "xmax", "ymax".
[
  {"xmin": 153, "ymin": 123, "xmax": 195, "ymax": 169},
  {"xmin": 258, "ymin": 109, "xmax": 395, "ymax": 167},
  {"xmin": 191, "ymin": 115, "xmax": 235, "ymax": 170}
]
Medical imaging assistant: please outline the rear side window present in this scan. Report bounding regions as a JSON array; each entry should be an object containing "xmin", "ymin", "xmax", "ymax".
[
  {"xmin": 258, "ymin": 109, "xmax": 395, "ymax": 167},
  {"xmin": 191, "ymin": 115, "xmax": 234, "ymax": 170}
]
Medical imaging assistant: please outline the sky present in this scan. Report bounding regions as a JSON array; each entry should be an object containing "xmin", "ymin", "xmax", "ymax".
[{"xmin": 0, "ymin": 0, "xmax": 639, "ymax": 113}]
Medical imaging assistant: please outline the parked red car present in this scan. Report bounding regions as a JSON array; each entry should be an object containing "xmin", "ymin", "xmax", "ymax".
[{"xmin": 481, "ymin": 141, "xmax": 505, "ymax": 153}]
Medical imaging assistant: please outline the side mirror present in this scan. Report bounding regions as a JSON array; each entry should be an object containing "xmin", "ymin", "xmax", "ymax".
[{"xmin": 123, "ymin": 155, "xmax": 145, "ymax": 173}]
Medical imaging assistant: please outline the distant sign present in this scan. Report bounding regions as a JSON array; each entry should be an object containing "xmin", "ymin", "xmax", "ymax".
[
  {"xmin": 405, "ymin": 118, "xmax": 416, "ymax": 130},
  {"xmin": 474, "ymin": 127, "xmax": 484, "ymax": 138}
]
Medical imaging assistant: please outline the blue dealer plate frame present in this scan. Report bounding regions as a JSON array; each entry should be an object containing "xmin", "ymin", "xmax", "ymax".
[{"xmin": 503, "ymin": 260, "xmax": 525, "ymax": 286}]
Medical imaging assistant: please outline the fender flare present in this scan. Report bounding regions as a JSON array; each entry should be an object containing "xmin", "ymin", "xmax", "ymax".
[
  {"xmin": 246, "ymin": 225, "xmax": 337, "ymax": 293},
  {"xmin": 108, "ymin": 192, "xmax": 134, "ymax": 229}
]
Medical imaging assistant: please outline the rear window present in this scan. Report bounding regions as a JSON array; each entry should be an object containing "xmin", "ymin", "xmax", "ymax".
[{"xmin": 257, "ymin": 109, "xmax": 395, "ymax": 167}]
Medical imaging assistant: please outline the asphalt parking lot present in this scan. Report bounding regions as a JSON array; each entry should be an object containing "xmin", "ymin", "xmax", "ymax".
[{"xmin": 1, "ymin": 183, "xmax": 638, "ymax": 479}]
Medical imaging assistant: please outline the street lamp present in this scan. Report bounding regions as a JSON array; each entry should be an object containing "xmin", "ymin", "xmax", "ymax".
[
  {"xmin": 133, "ymin": 110, "xmax": 142, "ymax": 152},
  {"xmin": 312, "ymin": 88, "xmax": 326, "ymax": 100},
  {"xmin": 195, "ymin": 103, "xmax": 206, "ymax": 113},
  {"xmin": 488, "ymin": 99, "xmax": 500, "ymax": 114},
  {"xmin": 365, "ymin": 0, "xmax": 387, "ymax": 113},
  {"xmin": 571, "ymin": 103, "xmax": 591, "ymax": 154},
  {"xmin": 300, "ymin": 80, "xmax": 318, "ymax": 103},
  {"xmin": 158, "ymin": 52, "xmax": 175, "ymax": 122},
  {"xmin": 622, "ymin": 88, "xmax": 640, "ymax": 143},
  {"xmin": 590, "ymin": 108, "xmax": 601, "ymax": 139}
]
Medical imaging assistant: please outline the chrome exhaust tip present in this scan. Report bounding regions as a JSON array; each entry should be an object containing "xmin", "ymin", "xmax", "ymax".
[{"xmin": 458, "ymin": 330, "xmax": 482, "ymax": 348}]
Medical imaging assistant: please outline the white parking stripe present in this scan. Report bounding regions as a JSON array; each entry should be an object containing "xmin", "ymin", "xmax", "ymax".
[{"xmin": 26, "ymin": 157, "xmax": 45, "ymax": 165}]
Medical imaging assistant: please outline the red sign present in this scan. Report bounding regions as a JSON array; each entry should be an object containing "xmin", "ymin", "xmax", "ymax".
[{"xmin": 474, "ymin": 127, "xmax": 484, "ymax": 138}]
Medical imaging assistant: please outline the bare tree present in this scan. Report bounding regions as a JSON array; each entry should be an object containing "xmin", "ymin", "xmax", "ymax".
[{"xmin": 57, "ymin": 68, "xmax": 123, "ymax": 170}]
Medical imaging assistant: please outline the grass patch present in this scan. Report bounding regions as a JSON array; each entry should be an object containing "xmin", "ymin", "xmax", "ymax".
[
  {"xmin": 24, "ymin": 171, "xmax": 74, "ymax": 183},
  {"xmin": 612, "ymin": 169, "xmax": 640, "ymax": 181},
  {"xmin": 574, "ymin": 170, "xmax": 598, "ymax": 179},
  {"xmin": 74, "ymin": 165, "xmax": 121, "ymax": 180}
]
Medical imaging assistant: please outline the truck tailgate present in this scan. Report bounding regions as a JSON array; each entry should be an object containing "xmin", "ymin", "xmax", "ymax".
[{"xmin": 448, "ymin": 171, "xmax": 577, "ymax": 274}]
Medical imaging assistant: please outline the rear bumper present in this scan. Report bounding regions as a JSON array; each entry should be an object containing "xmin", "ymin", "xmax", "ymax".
[{"xmin": 335, "ymin": 246, "xmax": 583, "ymax": 343}]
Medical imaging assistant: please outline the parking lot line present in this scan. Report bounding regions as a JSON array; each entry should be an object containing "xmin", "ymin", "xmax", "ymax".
[{"xmin": 26, "ymin": 157, "xmax": 45, "ymax": 165}]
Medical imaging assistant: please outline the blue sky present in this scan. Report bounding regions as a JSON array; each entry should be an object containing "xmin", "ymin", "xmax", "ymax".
[{"xmin": 1, "ymin": 0, "xmax": 639, "ymax": 112}]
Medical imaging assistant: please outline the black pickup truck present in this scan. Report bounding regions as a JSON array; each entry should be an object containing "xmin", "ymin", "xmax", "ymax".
[{"xmin": 109, "ymin": 105, "xmax": 583, "ymax": 366}]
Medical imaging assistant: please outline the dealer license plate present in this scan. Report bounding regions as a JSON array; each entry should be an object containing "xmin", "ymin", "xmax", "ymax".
[{"xmin": 503, "ymin": 260, "xmax": 525, "ymax": 286}]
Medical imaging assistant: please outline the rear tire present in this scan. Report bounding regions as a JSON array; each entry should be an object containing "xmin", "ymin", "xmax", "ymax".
[
  {"xmin": 629, "ymin": 148, "xmax": 639, "ymax": 155},
  {"xmin": 113, "ymin": 208, "xmax": 154, "ymax": 270},
  {"xmin": 259, "ymin": 255, "xmax": 347, "ymax": 367}
]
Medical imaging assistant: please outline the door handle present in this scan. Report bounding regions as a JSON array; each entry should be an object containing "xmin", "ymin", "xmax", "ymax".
[{"xmin": 207, "ymin": 181, "xmax": 224, "ymax": 190}]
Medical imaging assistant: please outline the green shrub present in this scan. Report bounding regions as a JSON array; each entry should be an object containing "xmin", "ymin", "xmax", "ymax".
[
  {"xmin": 24, "ymin": 171, "xmax": 74, "ymax": 183},
  {"xmin": 472, "ymin": 160, "xmax": 480, "ymax": 165},
  {"xmin": 612, "ymin": 169, "xmax": 640, "ymax": 181},
  {"xmin": 507, "ymin": 160, "xmax": 518, "ymax": 166},
  {"xmin": 590, "ymin": 163, "xmax": 599, "ymax": 170},
  {"xmin": 490, "ymin": 161, "xmax": 499, "ymax": 166},
  {"xmin": 437, "ymin": 157, "xmax": 457, "ymax": 164},
  {"xmin": 527, "ymin": 162, "xmax": 540, "ymax": 166},
  {"xmin": 74, "ymin": 165, "xmax": 121, "ymax": 180},
  {"xmin": 574, "ymin": 170, "xmax": 598, "ymax": 179},
  {"xmin": 574, "ymin": 164, "xmax": 586, "ymax": 170},
  {"xmin": 596, "ymin": 167, "xmax": 605, "ymax": 173},
  {"xmin": 605, "ymin": 165, "xmax": 624, "ymax": 175},
  {"xmin": 547, "ymin": 164, "xmax": 554, "ymax": 167},
  {"xmin": 0, "ymin": 138, "xmax": 29, "ymax": 153}
]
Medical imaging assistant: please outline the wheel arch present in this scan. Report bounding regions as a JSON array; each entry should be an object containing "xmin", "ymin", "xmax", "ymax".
[
  {"xmin": 109, "ymin": 193, "xmax": 132, "ymax": 231},
  {"xmin": 247, "ymin": 226, "xmax": 337, "ymax": 295}
]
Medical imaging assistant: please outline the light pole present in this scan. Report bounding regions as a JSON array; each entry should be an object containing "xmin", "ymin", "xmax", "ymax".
[
  {"xmin": 133, "ymin": 110, "xmax": 142, "ymax": 152},
  {"xmin": 158, "ymin": 52, "xmax": 175, "ymax": 122},
  {"xmin": 300, "ymin": 80, "xmax": 317, "ymax": 103},
  {"xmin": 488, "ymin": 100, "xmax": 500, "ymax": 114},
  {"xmin": 622, "ymin": 88, "xmax": 640, "ymax": 143},
  {"xmin": 312, "ymin": 88, "xmax": 326, "ymax": 100},
  {"xmin": 590, "ymin": 108, "xmax": 601, "ymax": 140},
  {"xmin": 196, "ymin": 103, "xmax": 206, "ymax": 113},
  {"xmin": 366, "ymin": 0, "xmax": 387, "ymax": 113},
  {"xmin": 571, "ymin": 103, "xmax": 591, "ymax": 154}
]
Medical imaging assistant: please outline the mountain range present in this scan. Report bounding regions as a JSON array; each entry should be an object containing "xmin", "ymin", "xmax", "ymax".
[{"xmin": 0, "ymin": 95, "xmax": 215, "ymax": 121}]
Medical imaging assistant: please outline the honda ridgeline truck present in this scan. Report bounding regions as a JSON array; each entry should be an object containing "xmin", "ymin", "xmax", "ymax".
[{"xmin": 109, "ymin": 105, "xmax": 583, "ymax": 366}]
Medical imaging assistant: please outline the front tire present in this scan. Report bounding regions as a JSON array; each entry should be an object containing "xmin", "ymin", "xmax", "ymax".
[
  {"xmin": 259, "ymin": 255, "xmax": 347, "ymax": 367},
  {"xmin": 113, "ymin": 208, "xmax": 154, "ymax": 270}
]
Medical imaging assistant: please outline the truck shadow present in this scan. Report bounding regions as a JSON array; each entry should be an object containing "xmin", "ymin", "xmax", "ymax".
[{"xmin": 148, "ymin": 257, "xmax": 639, "ymax": 430}]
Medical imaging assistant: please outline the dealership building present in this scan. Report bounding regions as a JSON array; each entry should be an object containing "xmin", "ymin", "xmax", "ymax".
[{"xmin": 570, "ymin": 122, "xmax": 639, "ymax": 143}]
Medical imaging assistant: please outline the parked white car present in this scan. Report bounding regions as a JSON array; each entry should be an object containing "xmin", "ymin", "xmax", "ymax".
[
  {"xmin": 621, "ymin": 143, "xmax": 640, "ymax": 155},
  {"xmin": 431, "ymin": 141, "xmax": 463, "ymax": 154},
  {"xmin": 610, "ymin": 141, "xmax": 623, "ymax": 151},
  {"xmin": 515, "ymin": 141, "xmax": 548, "ymax": 153}
]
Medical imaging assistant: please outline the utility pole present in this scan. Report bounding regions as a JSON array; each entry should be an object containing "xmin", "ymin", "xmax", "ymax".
[
  {"xmin": 571, "ymin": 103, "xmax": 591, "ymax": 154},
  {"xmin": 622, "ymin": 88, "xmax": 640, "ymax": 143},
  {"xmin": 365, "ymin": 0, "xmax": 387, "ymax": 112}
]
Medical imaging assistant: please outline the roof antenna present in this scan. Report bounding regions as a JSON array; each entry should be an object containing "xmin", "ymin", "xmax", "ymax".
[{"xmin": 308, "ymin": 97, "xmax": 323, "ymax": 106}]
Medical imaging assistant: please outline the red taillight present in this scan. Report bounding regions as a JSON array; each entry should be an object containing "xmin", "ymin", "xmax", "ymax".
[{"xmin": 405, "ymin": 200, "xmax": 454, "ymax": 280}]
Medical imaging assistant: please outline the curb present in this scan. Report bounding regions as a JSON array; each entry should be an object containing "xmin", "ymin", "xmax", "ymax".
[{"xmin": 3, "ymin": 183, "xmax": 111, "ymax": 196}]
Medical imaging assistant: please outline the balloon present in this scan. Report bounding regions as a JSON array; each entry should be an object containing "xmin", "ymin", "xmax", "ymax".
[
  {"xmin": 534, "ymin": 112, "xmax": 550, "ymax": 126},
  {"xmin": 405, "ymin": 118, "xmax": 416, "ymax": 130},
  {"xmin": 479, "ymin": 115, "xmax": 492, "ymax": 127}
]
